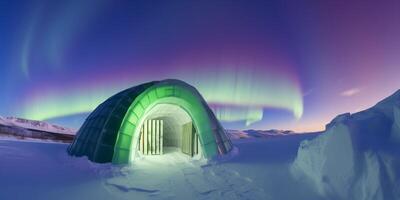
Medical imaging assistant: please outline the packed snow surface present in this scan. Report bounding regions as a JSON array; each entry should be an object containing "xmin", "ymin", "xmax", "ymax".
[{"xmin": 0, "ymin": 134, "xmax": 320, "ymax": 200}]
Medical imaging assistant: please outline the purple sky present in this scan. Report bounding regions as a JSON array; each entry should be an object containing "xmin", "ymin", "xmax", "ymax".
[{"xmin": 1, "ymin": 0, "xmax": 399, "ymax": 131}]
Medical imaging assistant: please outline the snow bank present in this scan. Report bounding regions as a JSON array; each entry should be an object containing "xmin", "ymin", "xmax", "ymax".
[{"xmin": 291, "ymin": 90, "xmax": 400, "ymax": 200}]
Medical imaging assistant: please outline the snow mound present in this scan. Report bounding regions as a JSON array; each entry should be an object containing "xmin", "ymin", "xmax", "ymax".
[
  {"xmin": 291, "ymin": 89, "xmax": 400, "ymax": 200},
  {"xmin": 0, "ymin": 116, "xmax": 76, "ymax": 135}
]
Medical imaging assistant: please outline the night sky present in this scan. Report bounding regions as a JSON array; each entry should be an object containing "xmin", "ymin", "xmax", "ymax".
[{"xmin": 1, "ymin": 0, "xmax": 399, "ymax": 131}]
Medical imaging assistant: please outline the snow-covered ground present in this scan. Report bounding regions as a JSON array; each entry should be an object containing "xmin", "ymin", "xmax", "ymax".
[{"xmin": 0, "ymin": 134, "xmax": 320, "ymax": 200}]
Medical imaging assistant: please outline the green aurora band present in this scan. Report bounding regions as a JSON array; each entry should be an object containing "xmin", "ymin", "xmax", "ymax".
[{"xmin": 20, "ymin": 69, "xmax": 303, "ymax": 126}]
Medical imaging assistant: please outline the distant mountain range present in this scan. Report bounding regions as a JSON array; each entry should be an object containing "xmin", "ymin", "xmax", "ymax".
[
  {"xmin": 0, "ymin": 116, "xmax": 76, "ymax": 135},
  {"xmin": 0, "ymin": 116, "xmax": 75, "ymax": 143},
  {"xmin": 0, "ymin": 115, "xmax": 308, "ymax": 142},
  {"xmin": 227, "ymin": 129, "xmax": 318, "ymax": 139}
]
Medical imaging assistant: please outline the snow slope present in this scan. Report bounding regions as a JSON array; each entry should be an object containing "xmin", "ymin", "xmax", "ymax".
[{"xmin": 292, "ymin": 90, "xmax": 400, "ymax": 200}]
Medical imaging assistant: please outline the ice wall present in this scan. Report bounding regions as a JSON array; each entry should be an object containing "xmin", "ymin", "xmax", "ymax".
[{"xmin": 291, "ymin": 90, "xmax": 400, "ymax": 200}]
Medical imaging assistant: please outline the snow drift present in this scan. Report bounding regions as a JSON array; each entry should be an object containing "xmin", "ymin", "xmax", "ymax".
[{"xmin": 292, "ymin": 90, "xmax": 400, "ymax": 200}]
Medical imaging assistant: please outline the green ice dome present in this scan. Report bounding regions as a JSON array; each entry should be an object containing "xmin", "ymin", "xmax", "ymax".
[{"xmin": 68, "ymin": 79, "xmax": 232, "ymax": 164}]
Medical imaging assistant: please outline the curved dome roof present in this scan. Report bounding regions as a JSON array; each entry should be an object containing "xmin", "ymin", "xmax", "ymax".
[{"xmin": 68, "ymin": 79, "xmax": 232, "ymax": 163}]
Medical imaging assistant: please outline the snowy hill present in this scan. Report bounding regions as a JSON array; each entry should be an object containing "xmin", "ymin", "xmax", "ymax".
[
  {"xmin": 0, "ymin": 116, "xmax": 76, "ymax": 135},
  {"xmin": 0, "ymin": 116, "xmax": 76, "ymax": 143},
  {"xmin": 292, "ymin": 90, "xmax": 400, "ymax": 200}
]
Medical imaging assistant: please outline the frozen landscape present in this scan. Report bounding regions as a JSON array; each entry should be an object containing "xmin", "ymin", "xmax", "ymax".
[
  {"xmin": 1, "ymin": 90, "xmax": 400, "ymax": 200},
  {"xmin": 0, "ymin": 132, "xmax": 319, "ymax": 200},
  {"xmin": 1, "ymin": 0, "xmax": 399, "ymax": 199}
]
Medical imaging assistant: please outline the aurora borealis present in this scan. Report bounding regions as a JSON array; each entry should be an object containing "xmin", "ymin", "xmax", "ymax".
[{"xmin": 1, "ymin": 0, "xmax": 400, "ymax": 131}]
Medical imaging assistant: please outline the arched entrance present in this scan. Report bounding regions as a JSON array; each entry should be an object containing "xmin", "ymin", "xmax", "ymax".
[{"xmin": 135, "ymin": 103, "xmax": 202, "ymax": 158}]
